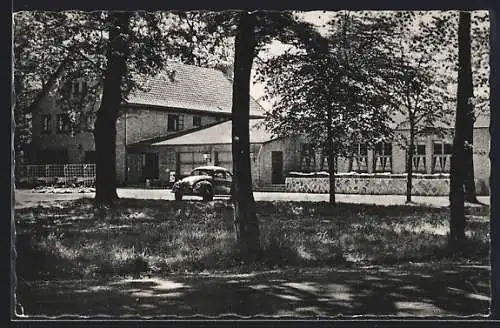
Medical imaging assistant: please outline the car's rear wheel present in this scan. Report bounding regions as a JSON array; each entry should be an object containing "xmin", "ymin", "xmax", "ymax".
[
  {"xmin": 175, "ymin": 191, "xmax": 183, "ymax": 201},
  {"xmin": 201, "ymin": 187, "xmax": 214, "ymax": 201}
]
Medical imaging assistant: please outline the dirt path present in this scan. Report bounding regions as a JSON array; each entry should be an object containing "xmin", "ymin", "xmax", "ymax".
[
  {"xmin": 15, "ymin": 265, "xmax": 490, "ymax": 318},
  {"xmin": 14, "ymin": 189, "xmax": 490, "ymax": 209}
]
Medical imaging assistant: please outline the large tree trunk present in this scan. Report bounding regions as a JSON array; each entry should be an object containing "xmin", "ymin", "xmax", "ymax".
[
  {"xmin": 488, "ymin": 8, "xmax": 498, "ymax": 320},
  {"xmin": 449, "ymin": 11, "xmax": 471, "ymax": 250},
  {"xmin": 231, "ymin": 11, "xmax": 260, "ymax": 262},
  {"xmin": 462, "ymin": 11, "xmax": 478, "ymax": 203},
  {"xmin": 94, "ymin": 12, "xmax": 131, "ymax": 206},
  {"xmin": 406, "ymin": 122, "xmax": 415, "ymax": 203},
  {"xmin": 464, "ymin": 112, "xmax": 478, "ymax": 202}
]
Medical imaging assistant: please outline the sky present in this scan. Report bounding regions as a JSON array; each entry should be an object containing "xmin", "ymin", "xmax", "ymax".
[{"xmin": 249, "ymin": 11, "xmax": 332, "ymax": 111}]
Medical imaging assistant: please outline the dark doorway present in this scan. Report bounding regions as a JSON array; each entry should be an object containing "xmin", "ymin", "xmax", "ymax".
[
  {"xmin": 271, "ymin": 151, "xmax": 283, "ymax": 184},
  {"xmin": 144, "ymin": 153, "xmax": 159, "ymax": 180},
  {"xmin": 127, "ymin": 153, "xmax": 144, "ymax": 184}
]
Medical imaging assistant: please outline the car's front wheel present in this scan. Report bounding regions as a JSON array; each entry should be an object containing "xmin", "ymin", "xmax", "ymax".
[{"xmin": 174, "ymin": 191, "xmax": 183, "ymax": 201}]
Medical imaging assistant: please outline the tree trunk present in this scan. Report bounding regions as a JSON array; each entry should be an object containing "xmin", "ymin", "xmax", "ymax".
[
  {"xmin": 231, "ymin": 11, "xmax": 260, "ymax": 262},
  {"xmin": 406, "ymin": 123, "xmax": 415, "ymax": 203},
  {"xmin": 94, "ymin": 12, "xmax": 131, "ymax": 206},
  {"xmin": 328, "ymin": 142, "xmax": 336, "ymax": 204},
  {"xmin": 488, "ymin": 8, "xmax": 498, "ymax": 320},
  {"xmin": 464, "ymin": 110, "xmax": 478, "ymax": 203},
  {"xmin": 25, "ymin": 56, "xmax": 72, "ymax": 114},
  {"xmin": 326, "ymin": 109, "xmax": 335, "ymax": 204},
  {"xmin": 449, "ymin": 11, "xmax": 471, "ymax": 250},
  {"xmin": 461, "ymin": 10, "xmax": 478, "ymax": 203}
]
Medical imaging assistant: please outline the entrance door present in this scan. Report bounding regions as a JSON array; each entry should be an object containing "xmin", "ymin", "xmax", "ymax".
[
  {"xmin": 127, "ymin": 153, "xmax": 144, "ymax": 184},
  {"xmin": 271, "ymin": 151, "xmax": 283, "ymax": 184},
  {"xmin": 144, "ymin": 153, "xmax": 159, "ymax": 180}
]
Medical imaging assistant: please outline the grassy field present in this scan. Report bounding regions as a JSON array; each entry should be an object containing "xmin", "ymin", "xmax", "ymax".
[{"xmin": 14, "ymin": 198, "xmax": 490, "ymax": 280}]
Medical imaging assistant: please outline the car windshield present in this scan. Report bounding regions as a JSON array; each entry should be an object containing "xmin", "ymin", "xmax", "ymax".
[{"xmin": 191, "ymin": 169, "xmax": 212, "ymax": 176}]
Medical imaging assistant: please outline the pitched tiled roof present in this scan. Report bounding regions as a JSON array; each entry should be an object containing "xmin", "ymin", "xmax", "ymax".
[
  {"xmin": 125, "ymin": 61, "xmax": 265, "ymax": 118},
  {"xmin": 150, "ymin": 119, "xmax": 274, "ymax": 146}
]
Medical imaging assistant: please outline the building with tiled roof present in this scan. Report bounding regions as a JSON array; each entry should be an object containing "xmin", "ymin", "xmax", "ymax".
[
  {"xmin": 28, "ymin": 62, "xmax": 267, "ymax": 185},
  {"xmin": 24, "ymin": 59, "xmax": 490, "ymax": 193}
]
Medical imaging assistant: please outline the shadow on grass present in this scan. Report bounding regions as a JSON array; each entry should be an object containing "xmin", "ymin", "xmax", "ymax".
[
  {"xmin": 14, "ymin": 198, "xmax": 491, "ymax": 317},
  {"xmin": 14, "ymin": 198, "xmax": 490, "ymax": 280},
  {"xmin": 16, "ymin": 265, "xmax": 490, "ymax": 317}
]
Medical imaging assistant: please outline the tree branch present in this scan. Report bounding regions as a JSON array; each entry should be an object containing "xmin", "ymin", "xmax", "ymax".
[{"xmin": 25, "ymin": 54, "xmax": 72, "ymax": 113}]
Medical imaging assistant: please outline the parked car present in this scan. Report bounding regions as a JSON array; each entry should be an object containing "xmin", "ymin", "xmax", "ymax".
[{"xmin": 171, "ymin": 166, "xmax": 233, "ymax": 201}]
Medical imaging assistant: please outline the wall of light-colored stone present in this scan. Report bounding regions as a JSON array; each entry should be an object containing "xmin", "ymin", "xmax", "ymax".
[{"xmin": 286, "ymin": 175, "xmax": 484, "ymax": 196}]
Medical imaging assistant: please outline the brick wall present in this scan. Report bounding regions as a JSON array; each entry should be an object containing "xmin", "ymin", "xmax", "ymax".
[
  {"xmin": 123, "ymin": 108, "xmax": 219, "ymax": 144},
  {"xmin": 31, "ymin": 93, "xmax": 96, "ymax": 163},
  {"xmin": 257, "ymin": 135, "xmax": 303, "ymax": 185},
  {"xmin": 116, "ymin": 115, "xmax": 126, "ymax": 184}
]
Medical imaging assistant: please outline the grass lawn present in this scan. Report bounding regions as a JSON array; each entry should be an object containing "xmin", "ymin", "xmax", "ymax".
[
  {"xmin": 14, "ymin": 198, "xmax": 490, "ymax": 280},
  {"xmin": 14, "ymin": 198, "xmax": 491, "ymax": 317}
]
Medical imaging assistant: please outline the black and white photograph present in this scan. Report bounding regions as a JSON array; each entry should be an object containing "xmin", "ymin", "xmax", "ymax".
[{"xmin": 11, "ymin": 7, "xmax": 496, "ymax": 319}]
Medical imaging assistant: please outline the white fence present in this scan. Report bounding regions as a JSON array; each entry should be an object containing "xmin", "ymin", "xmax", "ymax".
[{"xmin": 16, "ymin": 164, "xmax": 96, "ymax": 186}]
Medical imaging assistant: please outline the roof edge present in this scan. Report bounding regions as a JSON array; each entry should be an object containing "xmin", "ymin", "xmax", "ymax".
[
  {"xmin": 127, "ymin": 119, "xmax": 230, "ymax": 148},
  {"xmin": 123, "ymin": 102, "xmax": 265, "ymax": 119}
]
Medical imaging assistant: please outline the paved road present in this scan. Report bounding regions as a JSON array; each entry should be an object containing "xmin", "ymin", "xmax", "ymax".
[{"xmin": 14, "ymin": 188, "xmax": 490, "ymax": 209}]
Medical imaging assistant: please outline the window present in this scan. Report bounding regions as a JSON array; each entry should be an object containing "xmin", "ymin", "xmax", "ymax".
[
  {"xmin": 214, "ymin": 171, "xmax": 225, "ymax": 179},
  {"xmin": 193, "ymin": 115, "xmax": 202, "ymax": 127},
  {"xmin": 352, "ymin": 143, "xmax": 368, "ymax": 172},
  {"xmin": 56, "ymin": 114, "xmax": 70, "ymax": 133},
  {"xmin": 72, "ymin": 81, "xmax": 88, "ymax": 97},
  {"xmin": 167, "ymin": 114, "xmax": 184, "ymax": 131},
  {"xmin": 319, "ymin": 148, "xmax": 337, "ymax": 172},
  {"xmin": 407, "ymin": 143, "xmax": 427, "ymax": 173},
  {"xmin": 374, "ymin": 142, "xmax": 392, "ymax": 172},
  {"xmin": 86, "ymin": 112, "xmax": 96, "ymax": 130},
  {"xmin": 432, "ymin": 141, "xmax": 452, "ymax": 172},
  {"xmin": 300, "ymin": 143, "xmax": 316, "ymax": 172},
  {"xmin": 41, "ymin": 115, "xmax": 51, "ymax": 134},
  {"xmin": 412, "ymin": 143, "xmax": 426, "ymax": 173}
]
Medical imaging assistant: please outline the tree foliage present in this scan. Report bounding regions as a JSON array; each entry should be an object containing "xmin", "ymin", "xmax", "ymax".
[
  {"xmin": 13, "ymin": 11, "xmax": 176, "ymax": 204},
  {"xmin": 384, "ymin": 11, "xmax": 455, "ymax": 203},
  {"xmin": 255, "ymin": 11, "xmax": 399, "ymax": 203}
]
